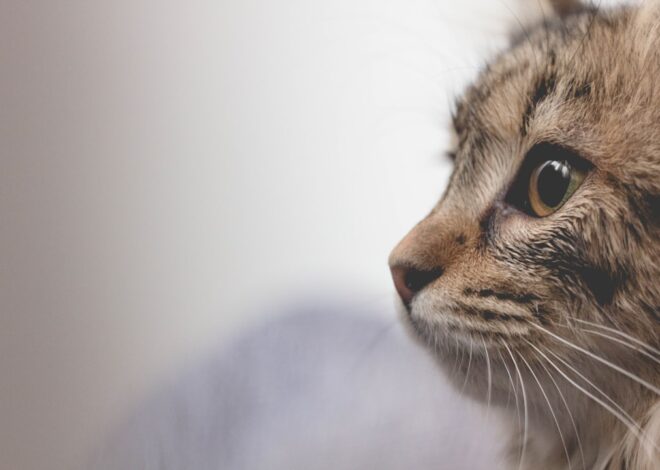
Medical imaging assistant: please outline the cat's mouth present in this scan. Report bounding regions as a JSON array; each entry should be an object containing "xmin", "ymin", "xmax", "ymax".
[{"xmin": 402, "ymin": 290, "xmax": 535, "ymax": 351}]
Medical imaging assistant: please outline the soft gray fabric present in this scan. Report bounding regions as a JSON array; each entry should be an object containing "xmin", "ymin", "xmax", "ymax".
[{"xmin": 93, "ymin": 303, "xmax": 506, "ymax": 469}]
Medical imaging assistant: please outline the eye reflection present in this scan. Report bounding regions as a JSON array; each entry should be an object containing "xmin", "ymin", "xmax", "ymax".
[
  {"xmin": 528, "ymin": 159, "xmax": 584, "ymax": 216},
  {"xmin": 506, "ymin": 143, "xmax": 590, "ymax": 217}
]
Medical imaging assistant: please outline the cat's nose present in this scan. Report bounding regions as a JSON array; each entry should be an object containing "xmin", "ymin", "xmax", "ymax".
[{"xmin": 390, "ymin": 264, "xmax": 443, "ymax": 305}]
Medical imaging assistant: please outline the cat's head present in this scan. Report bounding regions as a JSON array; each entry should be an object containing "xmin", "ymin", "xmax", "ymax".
[{"xmin": 389, "ymin": 0, "xmax": 659, "ymax": 415}]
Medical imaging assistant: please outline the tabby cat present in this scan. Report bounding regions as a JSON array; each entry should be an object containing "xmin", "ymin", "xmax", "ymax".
[{"xmin": 389, "ymin": 1, "xmax": 660, "ymax": 469}]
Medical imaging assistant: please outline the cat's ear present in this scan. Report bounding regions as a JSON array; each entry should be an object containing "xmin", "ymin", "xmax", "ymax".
[{"xmin": 546, "ymin": 0, "xmax": 584, "ymax": 18}]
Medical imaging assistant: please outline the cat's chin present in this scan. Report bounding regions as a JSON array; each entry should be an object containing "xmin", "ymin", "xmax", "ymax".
[{"xmin": 399, "ymin": 309, "xmax": 518, "ymax": 404}]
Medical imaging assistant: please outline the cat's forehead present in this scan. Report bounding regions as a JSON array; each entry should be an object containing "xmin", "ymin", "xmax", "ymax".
[{"xmin": 451, "ymin": 7, "xmax": 641, "ymax": 171}]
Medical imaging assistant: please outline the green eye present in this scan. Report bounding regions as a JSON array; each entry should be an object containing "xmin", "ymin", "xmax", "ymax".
[{"xmin": 528, "ymin": 159, "xmax": 585, "ymax": 217}]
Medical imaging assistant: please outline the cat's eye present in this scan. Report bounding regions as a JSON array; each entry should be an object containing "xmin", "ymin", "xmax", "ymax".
[
  {"xmin": 506, "ymin": 143, "xmax": 590, "ymax": 217},
  {"xmin": 528, "ymin": 159, "xmax": 585, "ymax": 216}
]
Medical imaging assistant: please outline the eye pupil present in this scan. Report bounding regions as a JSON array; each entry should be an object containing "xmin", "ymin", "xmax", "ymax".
[
  {"xmin": 507, "ymin": 142, "xmax": 589, "ymax": 217},
  {"xmin": 536, "ymin": 160, "xmax": 571, "ymax": 208}
]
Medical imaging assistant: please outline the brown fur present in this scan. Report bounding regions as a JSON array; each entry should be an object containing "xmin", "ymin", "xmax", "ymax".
[{"xmin": 389, "ymin": 1, "xmax": 660, "ymax": 469}]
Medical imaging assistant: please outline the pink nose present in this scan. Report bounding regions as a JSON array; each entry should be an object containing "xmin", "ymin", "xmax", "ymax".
[{"xmin": 390, "ymin": 265, "xmax": 443, "ymax": 306}]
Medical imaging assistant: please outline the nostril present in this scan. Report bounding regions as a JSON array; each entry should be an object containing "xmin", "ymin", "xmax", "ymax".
[
  {"xmin": 390, "ymin": 264, "xmax": 443, "ymax": 305},
  {"xmin": 404, "ymin": 266, "xmax": 444, "ymax": 294}
]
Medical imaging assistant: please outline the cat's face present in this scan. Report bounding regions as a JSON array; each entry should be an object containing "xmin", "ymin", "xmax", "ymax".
[{"xmin": 389, "ymin": 2, "xmax": 659, "ymax": 407}]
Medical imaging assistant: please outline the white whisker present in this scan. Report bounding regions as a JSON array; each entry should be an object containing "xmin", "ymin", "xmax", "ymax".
[
  {"xmin": 534, "ymin": 351, "xmax": 587, "ymax": 470},
  {"xmin": 519, "ymin": 353, "xmax": 573, "ymax": 470},
  {"xmin": 529, "ymin": 323, "xmax": 660, "ymax": 395},
  {"xmin": 460, "ymin": 336, "xmax": 474, "ymax": 394},
  {"xmin": 504, "ymin": 342, "xmax": 528, "ymax": 470},
  {"xmin": 526, "ymin": 341, "xmax": 658, "ymax": 454},
  {"xmin": 455, "ymin": 333, "xmax": 467, "ymax": 383},
  {"xmin": 540, "ymin": 346, "xmax": 647, "ymax": 440},
  {"xmin": 451, "ymin": 335, "xmax": 460, "ymax": 377},
  {"xmin": 498, "ymin": 346, "xmax": 521, "ymax": 433},
  {"xmin": 482, "ymin": 336, "xmax": 492, "ymax": 421},
  {"xmin": 579, "ymin": 328, "xmax": 660, "ymax": 366},
  {"xmin": 573, "ymin": 318, "xmax": 660, "ymax": 357},
  {"xmin": 546, "ymin": 344, "xmax": 660, "ymax": 458}
]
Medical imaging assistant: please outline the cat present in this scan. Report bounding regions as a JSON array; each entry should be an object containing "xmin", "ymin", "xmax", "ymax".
[{"xmin": 389, "ymin": 1, "xmax": 659, "ymax": 469}]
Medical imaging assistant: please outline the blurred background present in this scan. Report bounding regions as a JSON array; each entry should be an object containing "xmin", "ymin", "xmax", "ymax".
[{"xmin": 0, "ymin": 1, "xmax": 623, "ymax": 469}]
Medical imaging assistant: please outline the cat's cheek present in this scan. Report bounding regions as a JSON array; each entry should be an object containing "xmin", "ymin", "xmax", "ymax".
[{"xmin": 490, "ymin": 208, "xmax": 539, "ymax": 246}]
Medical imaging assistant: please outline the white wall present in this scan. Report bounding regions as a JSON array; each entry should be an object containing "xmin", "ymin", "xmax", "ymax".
[{"xmin": 0, "ymin": 1, "xmax": 625, "ymax": 469}]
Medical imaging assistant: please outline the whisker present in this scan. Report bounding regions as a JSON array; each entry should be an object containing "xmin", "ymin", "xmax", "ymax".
[
  {"xmin": 460, "ymin": 336, "xmax": 474, "ymax": 394},
  {"xmin": 497, "ymin": 346, "xmax": 522, "ymax": 432},
  {"xmin": 526, "ymin": 341, "xmax": 658, "ymax": 454},
  {"xmin": 542, "ymin": 347, "xmax": 646, "ymax": 438},
  {"xmin": 529, "ymin": 323, "xmax": 660, "ymax": 395},
  {"xmin": 518, "ymin": 353, "xmax": 573, "ymax": 470},
  {"xmin": 456, "ymin": 334, "xmax": 467, "ymax": 381},
  {"xmin": 496, "ymin": 0, "xmax": 541, "ymax": 76},
  {"xmin": 534, "ymin": 351, "xmax": 587, "ymax": 470},
  {"xmin": 573, "ymin": 318, "xmax": 660, "ymax": 357},
  {"xmin": 567, "ymin": 0, "xmax": 603, "ymax": 69},
  {"xmin": 534, "ymin": 0, "xmax": 550, "ymax": 54},
  {"xmin": 482, "ymin": 336, "xmax": 492, "ymax": 421},
  {"xmin": 578, "ymin": 328, "xmax": 660, "ymax": 366},
  {"xmin": 504, "ymin": 342, "xmax": 528, "ymax": 470},
  {"xmin": 535, "ymin": 345, "xmax": 638, "ymax": 437},
  {"xmin": 546, "ymin": 344, "xmax": 660, "ymax": 458},
  {"xmin": 450, "ymin": 335, "xmax": 460, "ymax": 378},
  {"xmin": 431, "ymin": 323, "xmax": 442, "ymax": 364}
]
